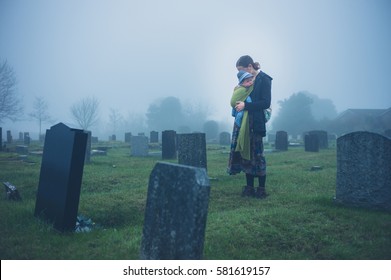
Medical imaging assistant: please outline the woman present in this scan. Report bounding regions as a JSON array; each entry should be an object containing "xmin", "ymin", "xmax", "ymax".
[{"xmin": 227, "ymin": 55, "xmax": 272, "ymax": 199}]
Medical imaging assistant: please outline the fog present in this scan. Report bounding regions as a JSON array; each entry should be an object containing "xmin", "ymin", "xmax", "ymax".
[{"xmin": 1, "ymin": 0, "xmax": 390, "ymax": 139}]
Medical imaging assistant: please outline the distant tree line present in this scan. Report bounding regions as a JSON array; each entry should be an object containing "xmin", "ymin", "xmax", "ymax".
[{"xmin": 271, "ymin": 91, "xmax": 338, "ymax": 136}]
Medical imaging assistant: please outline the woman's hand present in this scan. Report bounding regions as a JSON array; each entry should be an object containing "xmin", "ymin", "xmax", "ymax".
[{"xmin": 235, "ymin": 101, "xmax": 245, "ymax": 112}]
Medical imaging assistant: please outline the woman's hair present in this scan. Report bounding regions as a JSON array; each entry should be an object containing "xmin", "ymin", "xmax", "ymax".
[{"xmin": 236, "ymin": 55, "xmax": 260, "ymax": 70}]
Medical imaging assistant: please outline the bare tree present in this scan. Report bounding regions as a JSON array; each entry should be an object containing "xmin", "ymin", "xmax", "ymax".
[
  {"xmin": 0, "ymin": 60, "xmax": 23, "ymax": 123},
  {"xmin": 29, "ymin": 96, "xmax": 53, "ymax": 137},
  {"xmin": 70, "ymin": 96, "xmax": 100, "ymax": 130},
  {"xmin": 108, "ymin": 108, "xmax": 123, "ymax": 135}
]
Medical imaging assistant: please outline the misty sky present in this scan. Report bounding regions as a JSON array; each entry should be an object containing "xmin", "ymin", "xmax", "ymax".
[{"xmin": 1, "ymin": 0, "xmax": 390, "ymax": 136}]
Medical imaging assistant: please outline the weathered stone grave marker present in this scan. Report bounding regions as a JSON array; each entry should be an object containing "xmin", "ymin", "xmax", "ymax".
[
  {"xmin": 150, "ymin": 131, "xmax": 159, "ymax": 143},
  {"xmin": 219, "ymin": 132, "xmax": 231, "ymax": 146},
  {"xmin": 177, "ymin": 133, "xmax": 207, "ymax": 169},
  {"xmin": 304, "ymin": 133, "xmax": 319, "ymax": 152},
  {"xmin": 130, "ymin": 135, "xmax": 149, "ymax": 157},
  {"xmin": 162, "ymin": 130, "xmax": 177, "ymax": 159},
  {"xmin": 275, "ymin": 131, "xmax": 288, "ymax": 151},
  {"xmin": 34, "ymin": 123, "xmax": 88, "ymax": 232},
  {"xmin": 140, "ymin": 162, "xmax": 210, "ymax": 259},
  {"xmin": 335, "ymin": 131, "xmax": 391, "ymax": 211}
]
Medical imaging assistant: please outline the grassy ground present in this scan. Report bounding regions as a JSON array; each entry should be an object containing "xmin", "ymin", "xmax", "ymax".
[{"xmin": 0, "ymin": 142, "xmax": 390, "ymax": 260}]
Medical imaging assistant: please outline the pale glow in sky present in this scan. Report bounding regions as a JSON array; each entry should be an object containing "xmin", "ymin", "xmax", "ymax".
[{"xmin": 1, "ymin": 0, "xmax": 390, "ymax": 137}]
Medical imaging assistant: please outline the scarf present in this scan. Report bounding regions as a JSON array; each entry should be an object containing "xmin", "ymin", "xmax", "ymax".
[{"xmin": 230, "ymin": 85, "xmax": 253, "ymax": 160}]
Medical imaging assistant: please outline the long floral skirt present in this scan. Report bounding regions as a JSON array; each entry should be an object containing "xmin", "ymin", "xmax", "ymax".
[{"xmin": 227, "ymin": 121, "xmax": 266, "ymax": 176}]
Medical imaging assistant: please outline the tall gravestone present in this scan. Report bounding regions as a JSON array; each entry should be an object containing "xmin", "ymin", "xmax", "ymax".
[
  {"xmin": 336, "ymin": 132, "xmax": 391, "ymax": 211},
  {"xmin": 219, "ymin": 132, "xmax": 231, "ymax": 146},
  {"xmin": 275, "ymin": 131, "xmax": 288, "ymax": 151},
  {"xmin": 140, "ymin": 162, "xmax": 210, "ymax": 260},
  {"xmin": 162, "ymin": 130, "xmax": 177, "ymax": 159},
  {"xmin": 177, "ymin": 133, "xmax": 207, "ymax": 169},
  {"xmin": 24, "ymin": 132, "xmax": 30, "ymax": 145},
  {"xmin": 34, "ymin": 123, "xmax": 88, "ymax": 232},
  {"xmin": 304, "ymin": 133, "xmax": 319, "ymax": 152},
  {"xmin": 130, "ymin": 135, "xmax": 149, "ymax": 156},
  {"xmin": 150, "ymin": 131, "xmax": 159, "ymax": 143},
  {"xmin": 308, "ymin": 130, "xmax": 328, "ymax": 149},
  {"xmin": 6, "ymin": 130, "xmax": 12, "ymax": 144},
  {"xmin": 125, "ymin": 132, "xmax": 132, "ymax": 143}
]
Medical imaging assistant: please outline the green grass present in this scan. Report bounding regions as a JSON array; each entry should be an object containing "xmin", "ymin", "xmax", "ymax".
[{"xmin": 0, "ymin": 142, "xmax": 390, "ymax": 259}]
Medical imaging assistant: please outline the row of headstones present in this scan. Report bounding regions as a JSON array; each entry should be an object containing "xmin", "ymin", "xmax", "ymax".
[
  {"xmin": 126, "ymin": 131, "xmax": 232, "ymax": 146},
  {"xmin": 30, "ymin": 123, "xmax": 391, "ymax": 260},
  {"xmin": 129, "ymin": 130, "xmax": 207, "ymax": 169},
  {"xmin": 274, "ymin": 130, "xmax": 329, "ymax": 152},
  {"xmin": 0, "ymin": 129, "xmax": 31, "ymax": 146},
  {"xmin": 33, "ymin": 123, "xmax": 210, "ymax": 259}
]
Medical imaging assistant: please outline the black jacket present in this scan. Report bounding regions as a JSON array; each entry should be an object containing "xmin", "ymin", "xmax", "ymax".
[{"xmin": 244, "ymin": 71, "xmax": 272, "ymax": 136}]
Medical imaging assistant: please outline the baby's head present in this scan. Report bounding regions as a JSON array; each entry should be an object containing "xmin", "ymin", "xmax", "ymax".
[{"xmin": 237, "ymin": 70, "xmax": 254, "ymax": 87}]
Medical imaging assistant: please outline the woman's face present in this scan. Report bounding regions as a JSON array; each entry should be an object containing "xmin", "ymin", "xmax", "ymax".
[{"xmin": 237, "ymin": 64, "xmax": 254, "ymax": 75}]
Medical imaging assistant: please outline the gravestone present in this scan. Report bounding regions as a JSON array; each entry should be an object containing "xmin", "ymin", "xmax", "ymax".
[
  {"xmin": 6, "ymin": 130, "xmax": 12, "ymax": 144},
  {"xmin": 150, "ymin": 131, "xmax": 159, "ymax": 143},
  {"xmin": 125, "ymin": 132, "xmax": 132, "ymax": 143},
  {"xmin": 335, "ymin": 131, "xmax": 391, "ymax": 211},
  {"xmin": 304, "ymin": 134, "xmax": 319, "ymax": 152},
  {"xmin": 177, "ymin": 133, "xmax": 207, "ymax": 169},
  {"xmin": 162, "ymin": 130, "xmax": 177, "ymax": 159},
  {"xmin": 140, "ymin": 162, "xmax": 210, "ymax": 260},
  {"xmin": 24, "ymin": 132, "xmax": 30, "ymax": 145},
  {"xmin": 308, "ymin": 130, "xmax": 328, "ymax": 149},
  {"xmin": 219, "ymin": 132, "xmax": 231, "ymax": 146},
  {"xmin": 91, "ymin": 136, "xmax": 99, "ymax": 143},
  {"xmin": 275, "ymin": 131, "xmax": 288, "ymax": 151},
  {"xmin": 34, "ymin": 123, "xmax": 88, "ymax": 232},
  {"xmin": 130, "ymin": 135, "xmax": 149, "ymax": 156}
]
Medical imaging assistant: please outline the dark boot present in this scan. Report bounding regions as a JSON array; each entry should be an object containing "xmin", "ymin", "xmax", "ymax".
[
  {"xmin": 254, "ymin": 187, "xmax": 267, "ymax": 199},
  {"xmin": 242, "ymin": 185, "xmax": 255, "ymax": 197}
]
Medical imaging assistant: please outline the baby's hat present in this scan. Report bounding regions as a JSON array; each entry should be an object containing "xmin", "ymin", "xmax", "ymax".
[{"xmin": 237, "ymin": 70, "xmax": 253, "ymax": 85}]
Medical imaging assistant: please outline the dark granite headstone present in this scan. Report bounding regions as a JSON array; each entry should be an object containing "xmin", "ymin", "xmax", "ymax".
[
  {"xmin": 91, "ymin": 136, "xmax": 99, "ymax": 143},
  {"xmin": 177, "ymin": 133, "xmax": 207, "ymax": 169},
  {"xmin": 308, "ymin": 130, "xmax": 328, "ymax": 149},
  {"xmin": 130, "ymin": 135, "xmax": 149, "ymax": 156},
  {"xmin": 162, "ymin": 130, "xmax": 177, "ymax": 159},
  {"xmin": 6, "ymin": 130, "xmax": 12, "ymax": 144},
  {"xmin": 125, "ymin": 132, "xmax": 132, "ymax": 143},
  {"xmin": 34, "ymin": 123, "xmax": 88, "ymax": 232},
  {"xmin": 23, "ymin": 132, "xmax": 30, "ymax": 145},
  {"xmin": 219, "ymin": 132, "xmax": 231, "ymax": 146},
  {"xmin": 140, "ymin": 162, "xmax": 210, "ymax": 260},
  {"xmin": 335, "ymin": 131, "xmax": 391, "ymax": 211},
  {"xmin": 275, "ymin": 131, "xmax": 288, "ymax": 151},
  {"xmin": 150, "ymin": 131, "xmax": 159, "ymax": 143},
  {"xmin": 304, "ymin": 134, "xmax": 319, "ymax": 152}
]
